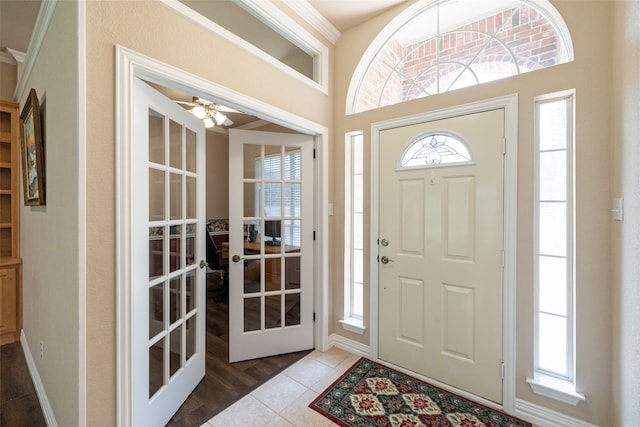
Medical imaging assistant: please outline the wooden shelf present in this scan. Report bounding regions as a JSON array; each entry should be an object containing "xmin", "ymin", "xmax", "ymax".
[{"xmin": 0, "ymin": 100, "xmax": 21, "ymax": 346}]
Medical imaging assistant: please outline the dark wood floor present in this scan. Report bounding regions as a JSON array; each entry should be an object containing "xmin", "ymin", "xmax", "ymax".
[
  {"xmin": 166, "ymin": 275, "xmax": 312, "ymax": 427},
  {"xmin": 0, "ymin": 275, "xmax": 310, "ymax": 427},
  {"xmin": 0, "ymin": 341, "xmax": 46, "ymax": 427}
]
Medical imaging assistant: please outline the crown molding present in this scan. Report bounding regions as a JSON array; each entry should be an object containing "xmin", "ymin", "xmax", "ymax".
[
  {"xmin": 282, "ymin": 0, "xmax": 340, "ymax": 44},
  {"xmin": 14, "ymin": 0, "xmax": 58, "ymax": 101},
  {"xmin": 6, "ymin": 48, "xmax": 26, "ymax": 63},
  {"xmin": 0, "ymin": 50, "xmax": 16, "ymax": 65}
]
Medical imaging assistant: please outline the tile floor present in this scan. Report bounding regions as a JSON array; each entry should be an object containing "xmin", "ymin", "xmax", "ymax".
[
  {"xmin": 202, "ymin": 347, "xmax": 540, "ymax": 427},
  {"xmin": 203, "ymin": 346, "xmax": 360, "ymax": 427}
]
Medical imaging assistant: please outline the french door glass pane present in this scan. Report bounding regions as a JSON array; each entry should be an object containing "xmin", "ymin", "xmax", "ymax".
[
  {"xmin": 264, "ymin": 183, "xmax": 281, "ymax": 216},
  {"xmin": 169, "ymin": 277, "xmax": 181, "ymax": 324},
  {"xmin": 244, "ymin": 144, "xmax": 260, "ymax": 179},
  {"xmin": 169, "ymin": 326, "xmax": 181, "ymax": 378},
  {"xmin": 149, "ymin": 282, "xmax": 164, "ymax": 339},
  {"xmin": 185, "ymin": 315, "xmax": 196, "ymax": 361},
  {"xmin": 149, "ymin": 344, "xmax": 163, "ymax": 398},
  {"xmin": 148, "ymin": 109, "xmax": 164, "ymax": 164},
  {"xmin": 149, "ymin": 169, "xmax": 165, "ymax": 221},
  {"xmin": 265, "ymin": 295, "xmax": 281, "ymax": 329},
  {"xmin": 265, "ymin": 258, "xmax": 281, "ymax": 292},
  {"xmin": 285, "ymin": 257, "xmax": 300, "ymax": 290},
  {"xmin": 284, "ymin": 183, "xmax": 301, "ymax": 217},
  {"xmin": 185, "ymin": 224, "xmax": 195, "ymax": 267},
  {"xmin": 244, "ymin": 297, "xmax": 261, "ymax": 332},
  {"xmin": 264, "ymin": 146, "xmax": 281, "ymax": 179},
  {"xmin": 170, "ymin": 173, "xmax": 182, "ymax": 220},
  {"xmin": 185, "ymin": 270, "xmax": 195, "ymax": 313},
  {"xmin": 149, "ymin": 227, "xmax": 164, "ymax": 280},
  {"xmin": 285, "ymin": 294, "xmax": 301, "ymax": 326},
  {"xmin": 169, "ymin": 120, "xmax": 182, "ymax": 169},
  {"xmin": 244, "ymin": 182, "xmax": 260, "ymax": 217},
  {"xmin": 169, "ymin": 225, "xmax": 181, "ymax": 273},
  {"xmin": 186, "ymin": 177, "xmax": 196, "ymax": 219},
  {"xmin": 185, "ymin": 129, "xmax": 196, "ymax": 173},
  {"xmin": 283, "ymin": 219, "xmax": 300, "ymax": 249},
  {"xmin": 243, "ymin": 259, "xmax": 261, "ymax": 293}
]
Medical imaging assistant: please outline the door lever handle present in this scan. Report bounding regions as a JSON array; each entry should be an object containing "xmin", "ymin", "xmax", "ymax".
[
  {"xmin": 232, "ymin": 254, "xmax": 243, "ymax": 263},
  {"xmin": 380, "ymin": 256, "xmax": 394, "ymax": 264},
  {"xmin": 199, "ymin": 260, "xmax": 209, "ymax": 269}
]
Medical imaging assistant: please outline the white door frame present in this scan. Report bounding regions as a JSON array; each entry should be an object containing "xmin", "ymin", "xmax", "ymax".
[
  {"xmin": 370, "ymin": 94, "xmax": 518, "ymax": 413},
  {"xmin": 115, "ymin": 45, "xmax": 330, "ymax": 426}
]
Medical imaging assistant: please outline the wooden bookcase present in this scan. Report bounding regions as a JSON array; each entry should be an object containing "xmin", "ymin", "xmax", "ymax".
[{"xmin": 0, "ymin": 100, "xmax": 22, "ymax": 345}]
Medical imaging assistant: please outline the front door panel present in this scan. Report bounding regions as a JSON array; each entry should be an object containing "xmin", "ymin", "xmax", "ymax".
[{"xmin": 378, "ymin": 109, "xmax": 505, "ymax": 403}]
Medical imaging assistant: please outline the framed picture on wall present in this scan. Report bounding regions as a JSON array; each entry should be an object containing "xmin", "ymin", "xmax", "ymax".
[{"xmin": 20, "ymin": 88, "xmax": 45, "ymax": 206}]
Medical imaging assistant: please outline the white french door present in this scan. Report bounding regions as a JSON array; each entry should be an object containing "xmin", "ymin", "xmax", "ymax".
[
  {"xmin": 228, "ymin": 129, "xmax": 314, "ymax": 363},
  {"xmin": 132, "ymin": 79, "xmax": 206, "ymax": 425},
  {"xmin": 378, "ymin": 109, "xmax": 505, "ymax": 403}
]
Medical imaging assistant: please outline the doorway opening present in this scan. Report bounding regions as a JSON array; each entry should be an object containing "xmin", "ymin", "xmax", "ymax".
[{"xmin": 116, "ymin": 46, "xmax": 329, "ymax": 427}]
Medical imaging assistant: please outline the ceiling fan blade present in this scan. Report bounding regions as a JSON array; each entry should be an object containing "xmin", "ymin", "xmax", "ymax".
[
  {"xmin": 216, "ymin": 104, "xmax": 243, "ymax": 114},
  {"xmin": 174, "ymin": 100, "xmax": 197, "ymax": 107}
]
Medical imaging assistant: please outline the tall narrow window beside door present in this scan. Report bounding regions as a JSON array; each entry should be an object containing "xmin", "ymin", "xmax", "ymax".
[
  {"xmin": 341, "ymin": 133, "xmax": 365, "ymax": 334},
  {"xmin": 528, "ymin": 90, "xmax": 584, "ymax": 405}
]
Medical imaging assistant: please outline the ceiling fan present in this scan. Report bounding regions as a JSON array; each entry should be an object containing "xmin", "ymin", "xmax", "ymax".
[{"xmin": 174, "ymin": 97, "xmax": 238, "ymax": 128}]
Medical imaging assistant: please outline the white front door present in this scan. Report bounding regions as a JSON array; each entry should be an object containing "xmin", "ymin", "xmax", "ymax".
[
  {"xmin": 378, "ymin": 109, "xmax": 505, "ymax": 403},
  {"xmin": 228, "ymin": 129, "xmax": 314, "ymax": 363},
  {"xmin": 132, "ymin": 79, "xmax": 206, "ymax": 425}
]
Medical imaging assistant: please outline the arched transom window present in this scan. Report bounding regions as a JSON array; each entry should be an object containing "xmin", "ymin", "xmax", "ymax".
[
  {"xmin": 348, "ymin": 0, "xmax": 573, "ymax": 114},
  {"xmin": 400, "ymin": 133, "xmax": 472, "ymax": 168}
]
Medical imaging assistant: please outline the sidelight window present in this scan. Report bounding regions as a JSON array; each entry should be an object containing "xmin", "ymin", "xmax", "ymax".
[
  {"xmin": 341, "ymin": 133, "xmax": 365, "ymax": 334},
  {"xmin": 528, "ymin": 90, "xmax": 584, "ymax": 405}
]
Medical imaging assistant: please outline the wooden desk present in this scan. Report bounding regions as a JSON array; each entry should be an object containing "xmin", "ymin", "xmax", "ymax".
[{"xmin": 221, "ymin": 241, "xmax": 299, "ymax": 254}]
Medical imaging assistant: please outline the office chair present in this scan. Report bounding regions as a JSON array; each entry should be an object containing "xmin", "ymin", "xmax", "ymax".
[{"xmin": 206, "ymin": 223, "xmax": 229, "ymax": 302}]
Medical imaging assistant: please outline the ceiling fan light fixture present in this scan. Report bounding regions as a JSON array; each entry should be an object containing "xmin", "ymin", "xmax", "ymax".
[
  {"xmin": 191, "ymin": 105, "xmax": 206, "ymax": 119},
  {"xmin": 213, "ymin": 111, "xmax": 228, "ymax": 126},
  {"xmin": 203, "ymin": 117, "xmax": 215, "ymax": 128}
]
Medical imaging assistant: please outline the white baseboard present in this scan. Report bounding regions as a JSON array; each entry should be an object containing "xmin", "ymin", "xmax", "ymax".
[
  {"xmin": 515, "ymin": 398, "xmax": 599, "ymax": 427},
  {"xmin": 327, "ymin": 333, "xmax": 370, "ymax": 357},
  {"xmin": 20, "ymin": 331, "xmax": 58, "ymax": 427}
]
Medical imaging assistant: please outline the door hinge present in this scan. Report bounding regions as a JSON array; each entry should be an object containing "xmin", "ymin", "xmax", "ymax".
[
  {"xmin": 313, "ymin": 231, "xmax": 316, "ymax": 240},
  {"xmin": 313, "ymin": 149, "xmax": 316, "ymax": 159},
  {"xmin": 501, "ymin": 362, "xmax": 505, "ymax": 380},
  {"xmin": 313, "ymin": 312, "xmax": 316, "ymax": 322}
]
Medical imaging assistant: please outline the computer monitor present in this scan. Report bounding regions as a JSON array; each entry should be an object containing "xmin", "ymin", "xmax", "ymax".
[{"xmin": 264, "ymin": 220, "xmax": 281, "ymax": 245}]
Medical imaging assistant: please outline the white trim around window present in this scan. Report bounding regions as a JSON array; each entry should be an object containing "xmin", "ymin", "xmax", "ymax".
[
  {"xmin": 341, "ymin": 132, "xmax": 366, "ymax": 335},
  {"xmin": 528, "ymin": 89, "xmax": 585, "ymax": 405},
  {"xmin": 156, "ymin": 0, "xmax": 329, "ymax": 94}
]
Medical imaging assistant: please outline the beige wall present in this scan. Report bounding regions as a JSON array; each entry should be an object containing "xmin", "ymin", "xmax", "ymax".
[
  {"xmin": 84, "ymin": 1, "xmax": 331, "ymax": 424},
  {"xmin": 206, "ymin": 131, "xmax": 229, "ymax": 221},
  {"xmin": 17, "ymin": 2, "xmax": 80, "ymax": 426},
  {"xmin": 332, "ymin": 1, "xmax": 612, "ymax": 424},
  {"xmin": 611, "ymin": 1, "xmax": 640, "ymax": 424},
  {"xmin": 0, "ymin": 61, "xmax": 18, "ymax": 100}
]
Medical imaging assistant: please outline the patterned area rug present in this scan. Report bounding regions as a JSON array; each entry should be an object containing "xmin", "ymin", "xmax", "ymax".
[{"xmin": 309, "ymin": 358, "xmax": 531, "ymax": 427}]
